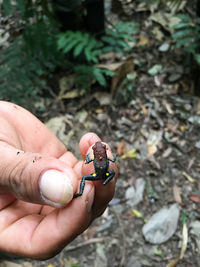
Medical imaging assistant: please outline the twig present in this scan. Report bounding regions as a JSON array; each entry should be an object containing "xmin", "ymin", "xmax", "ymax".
[{"xmin": 64, "ymin": 237, "xmax": 109, "ymax": 252}]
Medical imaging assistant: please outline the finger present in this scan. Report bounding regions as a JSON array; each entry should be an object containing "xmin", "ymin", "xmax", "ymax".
[
  {"xmin": 0, "ymin": 101, "xmax": 66, "ymax": 156},
  {"xmin": 0, "ymin": 183, "xmax": 95, "ymax": 259},
  {"xmin": 59, "ymin": 151, "xmax": 78, "ymax": 168},
  {"xmin": 0, "ymin": 142, "xmax": 79, "ymax": 207}
]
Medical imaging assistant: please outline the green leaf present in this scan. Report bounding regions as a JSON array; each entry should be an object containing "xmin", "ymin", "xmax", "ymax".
[
  {"xmin": 172, "ymin": 28, "xmax": 195, "ymax": 39},
  {"xmin": 16, "ymin": 0, "xmax": 26, "ymax": 13},
  {"xmin": 194, "ymin": 54, "xmax": 200, "ymax": 64},
  {"xmin": 93, "ymin": 68, "xmax": 107, "ymax": 86},
  {"xmin": 173, "ymin": 22, "xmax": 193, "ymax": 30},
  {"xmin": 2, "ymin": 0, "xmax": 13, "ymax": 15}
]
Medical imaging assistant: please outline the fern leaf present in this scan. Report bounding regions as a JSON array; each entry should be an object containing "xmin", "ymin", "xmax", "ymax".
[
  {"xmin": 117, "ymin": 39, "xmax": 131, "ymax": 50},
  {"xmin": 101, "ymin": 36, "xmax": 117, "ymax": 45},
  {"xmin": 173, "ymin": 22, "xmax": 193, "ymax": 30},
  {"xmin": 172, "ymin": 28, "xmax": 195, "ymax": 39},
  {"xmin": 2, "ymin": 0, "xmax": 13, "ymax": 15},
  {"xmin": 73, "ymin": 33, "xmax": 89, "ymax": 57},
  {"xmin": 63, "ymin": 38, "xmax": 80, "ymax": 54},
  {"xmin": 93, "ymin": 68, "xmax": 107, "ymax": 87},
  {"xmin": 175, "ymin": 36, "xmax": 194, "ymax": 47},
  {"xmin": 15, "ymin": 0, "xmax": 26, "ymax": 13}
]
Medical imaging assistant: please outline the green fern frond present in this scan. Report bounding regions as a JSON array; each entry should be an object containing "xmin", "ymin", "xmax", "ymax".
[
  {"xmin": 171, "ymin": 13, "xmax": 200, "ymax": 64},
  {"xmin": 2, "ymin": 0, "xmax": 13, "ymax": 15}
]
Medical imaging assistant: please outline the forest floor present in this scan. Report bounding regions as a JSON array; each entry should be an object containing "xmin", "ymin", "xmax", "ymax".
[{"xmin": 1, "ymin": 1, "xmax": 200, "ymax": 267}]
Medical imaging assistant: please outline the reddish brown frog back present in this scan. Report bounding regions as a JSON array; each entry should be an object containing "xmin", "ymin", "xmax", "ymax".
[{"xmin": 92, "ymin": 141, "xmax": 107, "ymax": 169}]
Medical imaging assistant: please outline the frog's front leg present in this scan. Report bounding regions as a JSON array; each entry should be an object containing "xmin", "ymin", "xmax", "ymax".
[
  {"xmin": 108, "ymin": 155, "xmax": 116, "ymax": 163},
  {"xmin": 85, "ymin": 153, "xmax": 94, "ymax": 164},
  {"xmin": 103, "ymin": 170, "xmax": 115, "ymax": 185}
]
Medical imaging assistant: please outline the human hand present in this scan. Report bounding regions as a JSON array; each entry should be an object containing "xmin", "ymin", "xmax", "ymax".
[{"xmin": 0, "ymin": 101, "xmax": 117, "ymax": 259}]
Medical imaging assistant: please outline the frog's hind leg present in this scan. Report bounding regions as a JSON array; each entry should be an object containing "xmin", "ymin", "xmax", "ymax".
[
  {"xmin": 103, "ymin": 171, "xmax": 115, "ymax": 185},
  {"xmin": 73, "ymin": 174, "xmax": 100, "ymax": 198}
]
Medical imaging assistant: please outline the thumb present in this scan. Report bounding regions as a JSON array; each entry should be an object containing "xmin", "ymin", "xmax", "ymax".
[{"xmin": 0, "ymin": 143, "xmax": 77, "ymax": 207}]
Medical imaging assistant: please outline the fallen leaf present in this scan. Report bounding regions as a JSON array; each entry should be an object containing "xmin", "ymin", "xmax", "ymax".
[
  {"xmin": 152, "ymin": 26, "xmax": 164, "ymax": 41},
  {"xmin": 182, "ymin": 172, "xmax": 195, "ymax": 183},
  {"xmin": 162, "ymin": 147, "xmax": 172, "ymax": 158},
  {"xmin": 147, "ymin": 144, "xmax": 157, "ymax": 156},
  {"xmin": 190, "ymin": 194, "xmax": 200, "ymax": 203},
  {"xmin": 173, "ymin": 184, "xmax": 183, "ymax": 205},
  {"xmin": 166, "ymin": 257, "xmax": 180, "ymax": 267},
  {"xmin": 137, "ymin": 33, "xmax": 150, "ymax": 46},
  {"xmin": 117, "ymin": 140, "xmax": 127, "ymax": 156},
  {"xmin": 121, "ymin": 148, "xmax": 137, "ymax": 159},
  {"xmin": 132, "ymin": 209, "xmax": 143, "ymax": 218},
  {"xmin": 151, "ymin": 12, "xmax": 180, "ymax": 33},
  {"xmin": 180, "ymin": 222, "xmax": 188, "ymax": 259},
  {"xmin": 140, "ymin": 105, "xmax": 148, "ymax": 115},
  {"xmin": 97, "ymin": 58, "xmax": 134, "ymax": 97},
  {"xmin": 58, "ymin": 89, "xmax": 80, "ymax": 99}
]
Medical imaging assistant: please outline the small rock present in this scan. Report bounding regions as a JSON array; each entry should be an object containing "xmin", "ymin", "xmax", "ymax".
[
  {"xmin": 142, "ymin": 203, "xmax": 180, "ymax": 244},
  {"xmin": 188, "ymin": 115, "xmax": 200, "ymax": 125},
  {"xmin": 148, "ymin": 64, "xmax": 163, "ymax": 76},
  {"xmin": 125, "ymin": 178, "xmax": 146, "ymax": 206},
  {"xmin": 190, "ymin": 220, "xmax": 200, "ymax": 252},
  {"xmin": 158, "ymin": 43, "xmax": 170, "ymax": 52},
  {"xmin": 195, "ymin": 141, "xmax": 200, "ymax": 148}
]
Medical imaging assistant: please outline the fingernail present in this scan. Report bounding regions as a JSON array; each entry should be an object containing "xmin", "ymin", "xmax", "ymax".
[
  {"xmin": 40, "ymin": 170, "xmax": 73, "ymax": 207},
  {"xmin": 84, "ymin": 183, "xmax": 95, "ymax": 213}
]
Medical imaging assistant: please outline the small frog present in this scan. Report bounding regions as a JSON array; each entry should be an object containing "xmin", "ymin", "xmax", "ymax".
[{"xmin": 73, "ymin": 141, "xmax": 116, "ymax": 198}]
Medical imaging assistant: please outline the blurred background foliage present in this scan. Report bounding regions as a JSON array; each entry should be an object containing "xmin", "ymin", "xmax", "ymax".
[{"xmin": 0, "ymin": 0, "xmax": 199, "ymax": 107}]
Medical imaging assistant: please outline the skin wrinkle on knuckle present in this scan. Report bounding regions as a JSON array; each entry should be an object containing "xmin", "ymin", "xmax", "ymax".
[{"xmin": 4, "ymin": 154, "xmax": 33, "ymax": 200}]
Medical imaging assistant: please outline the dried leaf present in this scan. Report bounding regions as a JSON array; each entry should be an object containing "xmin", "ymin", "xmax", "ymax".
[
  {"xmin": 97, "ymin": 58, "xmax": 134, "ymax": 97},
  {"xmin": 117, "ymin": 140, "xmax": 127, "ymax": 156},
  {"xmin": 121, "ymin": 148, "xmax": 137, "ymax": 159},
  {"xmin": 58, "ymin": 89, "xmax": 80, "ymax": 100},
  {"xmin": 173, "ymin": 184, "xmax": 183, "ymax": 205},
  {"xmin": 182, "ymin": 172, "xmax": 195, "ymax": 183},
  {"xmin": 180, "ymin": 223, "xmax": 188, "ymax": 259},
  {"xmin": 166, "ymin": 257, "xmax": 180, "ymax": 267},
  {"xmin": 147, "ymin": 144, "xmax": 157, "ymax": 156},
  {"xmin": 132, "ymin": 209, "xmax": 143, "ymax": 218},
  {"xmin": 190, "ymin": 194, "xmax": 200, "ymax": 203},
  {"xmin": 162, "ymin": 147, "xmax": 172, "ymax": 158},
  {"xmin": 140, "ymin": 105, "xmax": 148, "ymax": 115},
  {"xmin": 137, "ymin": 33, "xmax": 150, "ymax": 46}
]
